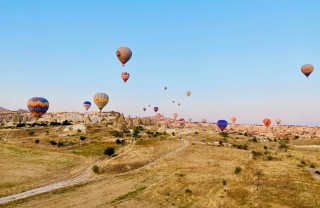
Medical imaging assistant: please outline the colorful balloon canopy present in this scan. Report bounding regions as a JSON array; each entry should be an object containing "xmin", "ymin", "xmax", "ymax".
[
  {"xmin": 93, "ymin": 93, "xmax": 109, "ymax": 112},
  {"xmin": 217, "ymin": 120, "xmax": 228, "ymax": 132},
  {"xmin": 173, "ymin": 113, "xmax": 178, "ymax": 120},
  {"xmin": 27, "ymin": 97, "xmax": 49, "ymax": 120},
  {"xmin": 153, "ymin": 107, "xmax": 159, "ymax": 112},
  {"xmin": 231, "ymin": 117, "xmax": 236, "ymax": 123},
  {"xmin": 116, "ymin": 47, "xmax": 132, "ymax": 66},
  {"xmin": 143, "ymin": 108, "xmax": 146, "ymax": 111},
  {"xmin": 83, "ymin": 101, "xmax": 91, "ymax": 111},
  {"xmin": 301, "ymin": 64, "xmax": 314, "ymax": 78},
  {"xmin": 275, "ymin": 118, "xmax": 281, "ymax": 125},
  {"xmin": 186, "ymin": 91, "xmax": 191, "ymax": 97},
  {"xmin": 263, "ymin": 118, "xmax": 271, "ymax": 127},
  {"xmin": 121, "ymin": 72, "xmax": 130, "ymax": 83}
]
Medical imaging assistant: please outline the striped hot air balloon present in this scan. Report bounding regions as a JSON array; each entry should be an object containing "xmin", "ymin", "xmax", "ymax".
[
  {"xmin": 27, "ymin": 97, "xmax": 49, "ymax": 120},
  {"xmin": 116, "ymin": 47, "xmax": 132, "ymax": 66},
  {"xmin": 83, "ymin": 101, "xmax": 91, "ymax": 111},
  {"xmin": 93, "ymin": 93, "xmax": 109, "ymax": 112},
  {"xmin": 121, "ymin": 72, "xmax": 130, "ymax": 83},
  {"xmin": 263, "ymin": 118, "xmax": 271, "ymax": 127}
]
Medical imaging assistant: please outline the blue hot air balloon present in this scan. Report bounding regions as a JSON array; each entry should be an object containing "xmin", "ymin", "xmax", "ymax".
[
  {"xmin": 217, "ymin": 120, "xmax": 228, "ymax": 132},
  {"xmin": 83, "ymin": 101, "xmax": 91, "ymax": 111}
]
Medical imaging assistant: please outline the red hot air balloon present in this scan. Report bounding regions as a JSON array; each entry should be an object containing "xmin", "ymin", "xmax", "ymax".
[
  {"xmin": 263, "ymin": 118, "xmax": 271, "ymax": 127},
  {"xmin": 121, "ymin": 72, "xmax": 130, "ymax": 83},
  {"xmin": 153, "ymin": 107, "xmax": 159, "ymax": 112}
]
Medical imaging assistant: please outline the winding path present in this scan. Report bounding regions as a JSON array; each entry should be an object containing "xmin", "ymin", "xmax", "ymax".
[{"xmin": 0, "ymin": 139, "xmax": 189, "ymax": 204}]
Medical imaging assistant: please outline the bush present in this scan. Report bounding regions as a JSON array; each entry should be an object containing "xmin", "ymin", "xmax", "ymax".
[
  {"xmin": 244, "ymin": 132, "xmax": 248, "ymax": 136},
  {"xmin": 57, "ymin": 142, "xmax": 64, "ymax": 147},
  {"xmin": 310, "ymin": 164, "xmax": 316, "ymax": 168},
  {"xmin": 104, "ymin": 147, "xmax": 115, "ymax": 156},
  {"xmin": 152, "ymin": 132, "xmax": 162, "ymax": 138},
  {"xmin": 194, "ymin": 132, "xmax": 198, "ymax": 135},
  {"xmin": 294, "ymin": 136, "xmax": 300, "ymax": 139},
  {"xmin": 62, "ymin": 120, "xmax": 72, "ymax": 125},
  {"xmin": 116, "ymin": 139, "xmax": 125, "ymax": 144},
  {"xmin": 77, "ymin": 129, "xmax": 81, "ymax": 133},
  {"xmin": 235, "ymin": 166, "xmax": 242, "ymax": 174},
  {"xmin": 252, "ymin": 151, "xmax": 263, "ymax": 159},
  {"xmin": 28, "ymin": 131, "xmax": 35, "ymax": 137},
  {"xmin": 252, "ymin": 137, "xmax": 258, "ymax": 142},
  {"xmin": 16, "ymin": 123, "xmax": 25, "ymax": 127},
  {"xmin": 92, "ymin": 165, "xmax": 100, "ymax": 174},
  {"xmin": 80, "ymin": 136, "xmax": 86, "ymax": 141},
  {"xmin": 135, "ymin": 126, "xmax": 144, "ymax": 131},
  {"xmin": 35, "ymin": 139, "xmax": 40, "ymax": 144},
  {"xmin": 45, "ymin": 131, "xmax": 49, "ymax": 135},
  {"xmin": 219, "ymin": 132, "xmax": 229, "ymax": 138},
  {"xmin": 263, "ymin": 146, "xmax": 268, "ymax": 150},
  {"xmin": 110, "ymin": 131, "xmax": 123, "ymax": 138},
  {"xmin": 279, "ymin": 140, "xmax": 289, "ymax": 150},
  {"xmin": 236, "ymin": 144, "xmax": 248, "ymax": 150},
  {"xmin": 49, "ymin": 140, "xmax": 57, "ymax": 146},
  {"xmin": 50, "ymin": 121, "xmax": 61, "ymax": 126},
  {"xmin": 223, "ymin": 180, "xmax": 227, "ymax": 186}
]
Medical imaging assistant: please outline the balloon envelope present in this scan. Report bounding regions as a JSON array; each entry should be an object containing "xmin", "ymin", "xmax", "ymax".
[
  {"xmin": 301, "ymin": 64, "xmax": 314, "ymax": 78},
  {"xmin": 83, "ymin": 101, "xmax": 91, "ymax": 111},
  {"xmin": 27, "ymin": 97, "xmax": 49, "ymax": 119},
  {"xmin": 263, "ymin": 118, "xmax": 271, "ymax": 127},
  {"xmin": 186, "ymin": 91, "xmax": 191, "ymax": 97},
  {"xmin": 164, "ymin": 86, "xmax": 167, "ymax": 90},
  {"xmin": 153, "ymin": 107, "xmax": 159, "ymax": 112},
  {"xmin": 116, "ymin": 47, "xmax": 132, "ymax": 66},
  {"xmin": 173, "ymin": 113, "xmax": 178, "ymax": 120},
  {"xmin": 143, "ymin": 108, "xmax": 146, "ymax": 111},
  {"xmin": 231, "ymin": 117, "xmax": 236, "ymax": 123},
  {"xmin": 217, "ymin": 120, "xmax": 228, "ymax": 131},
  {"xmin": 121, "ymin": 72, "xmax": 130, "ymax": 83},
  {"xmin": 93, "ymin": 93, "xmax": 109, "ymax": 112},
  {"xmin": 275, "ymin": 118, "xmax": 281, "ymax": 125}
]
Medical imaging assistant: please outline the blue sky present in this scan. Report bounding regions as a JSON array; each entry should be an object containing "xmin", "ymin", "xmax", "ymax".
[{"xmin": 1, "ymin": 0, "xmax": 320, "ymax": 126}]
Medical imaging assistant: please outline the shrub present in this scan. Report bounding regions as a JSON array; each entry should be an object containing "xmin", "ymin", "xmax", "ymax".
[
  {"xmin": 49, "ymin": 140, "xmax": 57, "ymax": 146},
  {"xmin": 223, "ymin": 180, "xmax": 227, "ymax": 186},
  {"xmin": 77, "ymin": 129, "xmax": 81, "ymax": 133},
  {"xmin": 267, "ymin": 155, "xmax": 274, "ymax": 161},
  {"xmin": 252, "ymin": 151, "xmax": 263, "ymax": 159},
  {"xmin": 294, "ymin": 136, "xmax": 300, "ymax": 139},
  {"xmin": 62, "ymin": 120, "xmax": 72, "ymax": 125},
  {"xmin": 185, "ymin": 189, "xmax": 192, "ymax": 194},
  {"xmin": 300, "ymin": 160, "xmax": 306, "ymax": 165},
  {"xmin": 310, "ymin": 164, "xmax": 316, "ymax": 168},
  {"xmin": 172, "ymin": 132, "xmax": 175, "ymax": 136},
  {"xmin": 80, "ymin": 136, "xmax": 86, "ymax": 141},
  {"xmin": 235, "ymin": 166, "xmax": 242, "ymax": 174},
  {"xmin": 135, "ymin": 126, "xmax": 144, "ymax": 131},
  {"xmin": 152, "ymin": 132, "xmax": 162, "ymax": 138},
  {"xmin": 236, "ymin": 144, "xmax": 248, "ymax": 150},
  {"xmin": 92, "ymin": 165, "xmax": 100, "ymax": 174},
  {"xmin": 35, "ymin": 139, "xmax": 40, "ymax": 144},
  {"xmin": 279, "ymin": 140, "xmax": 289, "ymax": 150},
  {"xmin": 219, "ymin": 132, "xmax": 229, "ymax": 138},
  {"xmin": 110, "ymin": 131, "xmax": 123, "ymax": 138},
  {"xmin": 28, "ymin": 131, "xmax": 35, "ymax": 136},
  {"xmin": 104, "ymin": 147, "xmax": 115, "ymax": 156},
  {"xmin": 252, "ymin": 137, "xmax": 258, "ymax": 142},
  {"xmin": 50, "ymin": 121, "xmax": 61, "ymax": 126},
  {"xmin": 16, "ymin": 123, "xmax": 25, "ymax": 127},
  {"xmin": 244, "ymin": 132, "xmax": 248, "ymax": 136},
  {"xmin": 194, "ymin": 132, "xmax": 198, "ymax": 135},
  {"xmin": 45, "ymin": 131, "xmax": 49, "ymax": 135},
  {"xmin": 263, "ymin": 146, "xmax": 268, "ymax": 150},
  {"xmin": 57, "ymin": 142, "xmax": 64, "ymax": 147},
  {"xmin": 116, "ymin": 139, "xmax": 125, "ymax": 144}
]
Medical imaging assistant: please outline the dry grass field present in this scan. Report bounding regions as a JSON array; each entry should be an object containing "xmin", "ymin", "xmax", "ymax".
[{"xmin": 1, "ymin": 126, "xmax": 320, "ymax": 208}]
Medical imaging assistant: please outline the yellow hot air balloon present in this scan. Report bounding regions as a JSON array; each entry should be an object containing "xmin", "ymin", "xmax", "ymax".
[
  {"xmin": 93, "ymin": 93, "xmax": 109, "ymax": 112},
  {"xmin": 116, "ymin": 47, "xmax": 132, "ymax": 66},
  {"xmin": 173, "ymin": 113, "xmax": 178, "ymax": 120},
  {"xmin": 231, "ymin": 117, "xmax": 236, "ymax": 123},
  {"xmin": 301, "ymin": 64, "xmax": 314, "ymax": 78},
  {"xmin": 186, "ymin": 91, "xmax": 191, "ymax": 97}
]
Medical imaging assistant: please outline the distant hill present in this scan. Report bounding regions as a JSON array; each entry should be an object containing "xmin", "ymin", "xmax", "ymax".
[
  {"xmin": 0, "ymin": 107, "xmax": 11, "ymax": 112},
  {"xmin": 16, "ymin": 109, "xmax": 28, "ymax": 113}
]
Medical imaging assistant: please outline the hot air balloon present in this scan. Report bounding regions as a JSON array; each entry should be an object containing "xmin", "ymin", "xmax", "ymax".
[
  {"xmin": 83, "ymin": 101, "xmax": 91, "ymax": 111},
  {"xmin": 275, "ymin": 118, "xmax": 281, "ymax": 125},
  {"xmin": 178, "ymin": 118, "xmax": 185, "ymax": 127},
  {"xmin": 231, "ymin": 117, "xmax": 236, "ymax": 123},
  {"xmin": 143, "ymin": 108, "xmax": 146, "ymax": 111},
  {"xmin": 93, "ymin": 93, "xmax": 109, "ymax": 112},
  {"xmin": 153, "ymin": 107, "xmax": 159, "ymax": 113},
  {"xmin": 301, "ymin": 64, "xmax": 314, "ymax": 78},
  {"xmin": 148, "ymin": 104, "xmax": 151, "ymax": 107},
  {"xmin": 189, "ymin": 118, "xmax": 192, "ymax": 122},
  {"xmin": 116, "ymin": 47, "xmax": 132, "ymax": 66},
  {"xmin": 121, "ymin": 72, "xmax": 130, "ymax": 83},
  {"xmin": 186, "ymin": 91, "xmax": 191, "ymax": 97},
  {"xmin": 173, "ymin": 113, "xmax": 178, "ymax": 120},
  {"xmin": 164, "ymin": 86, "xmax": 167, "ymax": 90},
  {"xmin": 178, "ymin": 103, "xmax": 181, "ymax": 106},
  {"xmin": 172, "ymin": 101, "xmax": 175, "ymax": 103},
  {"xmin": 202, "ymin": 119, "xmax": 207, "ymax": 123},
  {"xmin": 27, "ymin": 97, "xmax": 49, "ymax": 120},
  {"xmin": 263, "ymin": 118, "xmax": 271, "ymax": 127},
  {"xmin": 217, "ymin": 120, "xmax": 228, "ymax": 132}
]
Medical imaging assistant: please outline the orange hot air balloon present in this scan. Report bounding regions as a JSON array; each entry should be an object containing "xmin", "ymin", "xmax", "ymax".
[
  {"xmin": 275, "ymin": 118, "xmax": 281, "ymax": 125},
  {"xmin": 121, "ymin": 72, "xmax": 130, "ymax": 83},
  {"xmin": 301, "ymin": 64, "xmax": 314, "ymax": 78},
  {"xmin": 173, "ymin": 113, "xmax": 178, "ymax": 120},
  {"xmin": 231, "ymin": 117, "xmax": 236, "ymax": 123},
  {"xmin": 263, "ymin": 118, "xmax": 271, "ymax": 127},
  {"xmin": 116, "ymin": 47, "xmax": 132, "ymax": 66}
]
